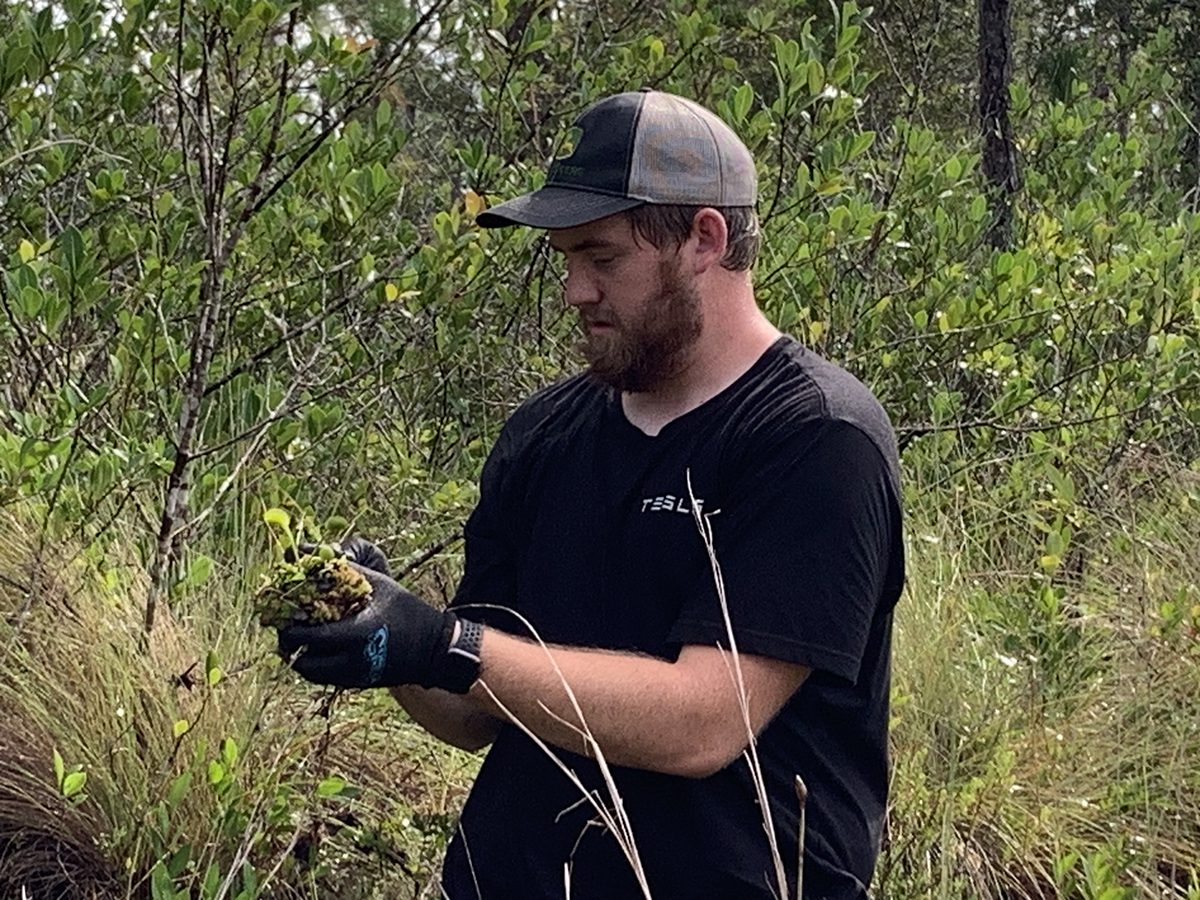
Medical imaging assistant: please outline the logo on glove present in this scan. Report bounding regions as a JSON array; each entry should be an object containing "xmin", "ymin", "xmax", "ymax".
[{"xmin": 364, "ymin": 625, "xmax": 389, "ymax": 685}]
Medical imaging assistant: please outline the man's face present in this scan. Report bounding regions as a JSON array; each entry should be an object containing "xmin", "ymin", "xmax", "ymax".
[{"xmin": 548, "ymin": 214, "xmax": 703, "ymax": 392}]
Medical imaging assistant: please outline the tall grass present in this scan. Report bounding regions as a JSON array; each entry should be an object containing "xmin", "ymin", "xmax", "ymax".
[
  {"xmin": 0, "ymin": 506, "xmax": 472, "ymax": 899},
  {"xmin": 879, "ymin": 467, "xmax": 1200, "ymax": 899}
]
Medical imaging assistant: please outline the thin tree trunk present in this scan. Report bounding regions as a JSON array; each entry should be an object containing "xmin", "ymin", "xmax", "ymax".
[
  {"xmin": 978, "ymin": 0, "xmax": 1020, "ymax": 249},
  {"xmin": 144, "ymin": 8, "xmax": 228, "ymax": 636},
  {"xmin": 1183, "ymin": 2, "xmax": 1200, "ymax": 210}
]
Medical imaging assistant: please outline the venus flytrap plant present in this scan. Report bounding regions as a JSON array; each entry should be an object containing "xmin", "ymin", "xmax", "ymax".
[{"xmin": 253, "ymin": 507, "xmax": 371, "ymax": 629}]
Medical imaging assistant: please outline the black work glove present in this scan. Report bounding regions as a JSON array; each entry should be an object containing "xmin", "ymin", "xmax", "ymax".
[
  {"xmin": 337, "ymin": 535, "xmax": 391, "ymax": 576},
  {"xmin": 277, "ymin": 540, "xmax": 477, "ymax": 692}
]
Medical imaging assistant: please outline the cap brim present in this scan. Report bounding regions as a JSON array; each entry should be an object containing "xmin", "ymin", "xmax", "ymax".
[{"xmin": 476, "ymin": 186, "xmax": 644, "ymax": 229}]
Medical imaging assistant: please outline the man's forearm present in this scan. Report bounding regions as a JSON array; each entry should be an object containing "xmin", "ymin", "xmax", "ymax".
[
  {"xmin": 390, "ymin": 685, "xmax": 502, "ymax": 751},
  {"xmin": 466, "ymin": 628, "xmax": 765, "ymax": 778}
]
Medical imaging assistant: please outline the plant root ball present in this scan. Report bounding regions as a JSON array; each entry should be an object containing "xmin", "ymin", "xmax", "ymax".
[{"xmin": 255, "ymin": 554, "xmax": 372, "ymax": 628}]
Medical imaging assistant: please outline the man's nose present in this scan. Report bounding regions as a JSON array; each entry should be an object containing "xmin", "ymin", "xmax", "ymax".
[{"xmin": 563, "ymin": 265, "xmax": 599, "ymax": 307}]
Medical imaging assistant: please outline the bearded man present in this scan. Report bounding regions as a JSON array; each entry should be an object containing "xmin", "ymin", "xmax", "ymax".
[{"xmin": 277, "ymin": 90, "xmax": 905, "ymax": 899}]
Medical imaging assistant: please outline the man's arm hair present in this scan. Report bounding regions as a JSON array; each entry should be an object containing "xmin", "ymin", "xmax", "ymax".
[
  {"xmin": 390, "ymin": 685, "xmax": 502, "ymax": 751},
  {"xmin": 465, "ymin": 630, "xmax": 809, "ymax": 779}
]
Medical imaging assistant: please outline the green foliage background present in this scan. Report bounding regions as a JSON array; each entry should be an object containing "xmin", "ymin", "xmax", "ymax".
[{"xmin": 0, "ymin": 0, "xmax": 1197, "ymax": 897}]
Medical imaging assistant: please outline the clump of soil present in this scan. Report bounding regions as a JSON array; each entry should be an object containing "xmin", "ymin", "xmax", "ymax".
[{"xmin": 254, "ymin": 550, "xmax": 372, "ymax": 628}]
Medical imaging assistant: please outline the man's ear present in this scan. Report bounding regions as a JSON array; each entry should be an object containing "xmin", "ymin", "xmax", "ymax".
[{"xmin": 688, "ymin": 208, "xmax": 729, "ymax": 274}]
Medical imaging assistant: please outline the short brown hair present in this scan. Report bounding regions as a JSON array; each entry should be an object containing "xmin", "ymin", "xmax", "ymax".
[{"xmin": 625, "ymin": 205, "xmax": 761, "ymax": 272}]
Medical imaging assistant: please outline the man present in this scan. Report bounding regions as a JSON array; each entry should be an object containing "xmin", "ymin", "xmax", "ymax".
[{"xmin": 278, "ymin": 89, "xmax": 904, "ymax": 899}]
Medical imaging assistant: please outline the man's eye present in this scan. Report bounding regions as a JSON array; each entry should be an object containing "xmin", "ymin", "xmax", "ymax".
[{"xmin": 593, "ymin": 257, "xmax": 615, "ymax": 268}]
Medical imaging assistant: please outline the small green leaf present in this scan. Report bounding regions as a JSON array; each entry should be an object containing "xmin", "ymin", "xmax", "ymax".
[
  {"xmin": 167, "ymin": 844, "xmax": 192, "ymax": 878},
  {"xmin": 806, "ymin": 59, "xmax": 825, "ymax": 96},
  {"xmin": 201, "ymin": 862, "xmax": 221, "ymax": 900},
  {"xmin": 62, "ymin": 770, "xmax": 87, "ymax": 798},
  {"xmin": 263, "ymin": 507, "xmax": 290, "ymax": 530},
  {"xmin": 155, "ymin": 190, "xmax": 174, "ymax": 218},
  {"xmin": 167, "ymin": 771, "xmax": 193, "ymax": 808},
  {"xmin": 316, "ymin": 775, "xmax": 346, "ymax": 798},
  {"xmin": 221, "ymin": 737, "xmax": 239, "ymax": 768},
  {"xmin": 18, "ymin": 239, "xmax": 35, "ymax": 263},
  {"xmin": 173, "ymin": 718, "xmax": 190, "ymax": 739},
  {"xmin": 53, "ymin": 749, "xmax": 65, "ymax": 789},
  {"xmin": 375, "ymin": 98, "xmax": 392, "ymax": 129},
  {"xmin": 240, "ymin": 861, "xmax": 259, "ymax": 895},
  {"xmin": 59, "ymin": 226, "xmax": 84, "ymax": 273},
  {"xmin": 150, "ymin": 862, "xmax": 174, "ymax": 900},
  {"xmin": 208, "ymin": 760, "xmax": 225, "ymax": 785},
  {"xmin": 733, "ymin": 82, "xmax": 753, "ymax": 122},
  {"xmin": 848, "ymin": 132, "xmax": 875, "ymax": 158},
  {"xmin": 189, "ymin": 554, "xmax": 213, "ymax": 587}
]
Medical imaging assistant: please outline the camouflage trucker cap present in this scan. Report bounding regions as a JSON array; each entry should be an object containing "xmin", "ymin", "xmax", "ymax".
[{"xmin": 476, "ymin": 89, "xmax": 757, "ymax": 229}]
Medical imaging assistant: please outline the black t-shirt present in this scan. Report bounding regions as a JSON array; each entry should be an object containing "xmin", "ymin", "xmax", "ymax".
[{"xmin": 442, "ymin": 337, "xmax": 904, "ymax": 900}]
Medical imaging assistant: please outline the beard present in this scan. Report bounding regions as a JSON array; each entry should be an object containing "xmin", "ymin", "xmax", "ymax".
[{"xmin": 581, "ymin": 258, "xmax": 704, "ymax": 393}]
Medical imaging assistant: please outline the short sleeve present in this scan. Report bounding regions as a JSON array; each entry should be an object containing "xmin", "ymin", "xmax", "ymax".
[
  {"xmin": 668, "ymin": 418, "xmax": 899, "ymax": 684},
  {"xmin": 450, "ymin": 423, "xmax": 521, "ymax": 615}
]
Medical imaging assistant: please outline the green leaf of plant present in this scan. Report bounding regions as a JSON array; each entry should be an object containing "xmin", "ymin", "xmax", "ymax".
[
  {"xmin": 848, "ymin": 132, "xmax": 874, "ymax": 158},
  {"xmin": 189, "ymin": 555, "xmax": 213, "ymax": 587},
  {"xmin": 62, "ymin": 770, "xmax": 87, "ymax": 797},
  {"xmin": 201, "ymin": 863, "xmax": 221, "ymax": 900},
  {"xmin": 316, "ymin": 775, "xmax": 346, "ymax": 798},
  {"xmin": 733, "ymin": 82, "xmax": 753, "ymax": 122},
  {"xmin": 150, "ymin": 862, "xmax": 174, "ymax": 900},
  {"xmin": 173, "ymin": 718, "xmax": 190, "ymax": 739},
  {"xmin": 807, "ymin": 59, "xmax": 825, "ymax": 96},
  {"xmin": 167, "ymin": 844, "xmax": 191, "ymax": 878},
  {"xmin": 263, "ymin": 507, "xmax": 290, "ymax": 530},
  {"xmin": 167, "ymin": 771, "xmax": 193, "ymax": 808},
  {"xmin": 240, "ymin": 861, "xmax": 259, "ymax": 895},
  {"xmin": 59, "ymin": 226, "xmax": 84, "ymax": 274},
  {"xmin": 53, "ymin": 749, "xmax": 65, "ymax": 789}
]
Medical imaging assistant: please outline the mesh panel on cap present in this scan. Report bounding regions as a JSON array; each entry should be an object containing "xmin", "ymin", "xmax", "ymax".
[{"xmin": 627, "ymin": 93, "xmax": 757, "ymax": 206}]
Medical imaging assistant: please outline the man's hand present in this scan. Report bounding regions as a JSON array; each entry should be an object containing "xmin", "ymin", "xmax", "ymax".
[{"xmin": 276, "ymin": 550, "xmax": 469, "ymax": 691}]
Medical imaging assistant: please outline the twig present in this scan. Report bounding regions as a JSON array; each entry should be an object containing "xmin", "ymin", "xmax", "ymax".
[
  {"xmin": 794, "ymin": 775, "xmax": 808, "ymax": 900},
  {"xmin": 686, "ymin": 471, "xmax": 789, "ymax": 900},
  {"xmin": 396, "ymin": 534, "xmax": 463, "ymax": 581}
]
